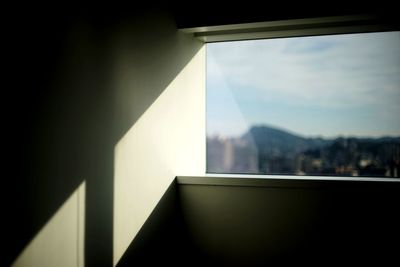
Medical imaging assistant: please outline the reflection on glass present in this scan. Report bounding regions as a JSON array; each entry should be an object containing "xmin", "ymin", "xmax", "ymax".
[{"xmin": 206, "ymin": 31, "xmax": 400, "ymax": 177}]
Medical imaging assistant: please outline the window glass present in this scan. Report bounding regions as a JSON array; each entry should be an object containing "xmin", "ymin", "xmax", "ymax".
[{"xmin": 206, "ymin": 31, "xmax": 400, "ymax": 177}]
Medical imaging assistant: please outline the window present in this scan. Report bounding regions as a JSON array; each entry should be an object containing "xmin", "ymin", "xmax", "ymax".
[{"xmin": 206, "ymin": 31, "xmax": 400, "ymax": 177}]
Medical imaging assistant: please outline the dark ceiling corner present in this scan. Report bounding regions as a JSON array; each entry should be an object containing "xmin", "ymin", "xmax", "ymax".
[{"xmin": 172, "ymin": 3, "xmax": 400, "ymax": 29}]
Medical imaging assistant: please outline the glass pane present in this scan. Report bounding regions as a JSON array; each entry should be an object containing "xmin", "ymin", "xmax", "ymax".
[{"xmin": 206, "ymin": 31, "xmax": 400, "ymax": 177}]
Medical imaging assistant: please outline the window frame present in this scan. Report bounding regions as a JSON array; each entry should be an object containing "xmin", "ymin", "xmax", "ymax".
[{"xmin": 181, "ymin": 15, "xmax": 400, "ymax": 181}]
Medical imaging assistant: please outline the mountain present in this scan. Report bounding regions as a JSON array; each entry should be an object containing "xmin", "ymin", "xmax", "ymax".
[
  {"xmin": 207, "ymin": 125, "xmax": 400, "ymax": 177},
  {"xmin": 244, "ymin": 125, "xmax": 331, "ymax": 157}
]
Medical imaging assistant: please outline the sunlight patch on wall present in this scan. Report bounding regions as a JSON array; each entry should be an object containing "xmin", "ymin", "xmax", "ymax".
[
  {"xmin": 113, "ymin": 46, "xmax": 205, "ymax": 265},
  {"xmin": 12, "ymin": 181, "xmax": 85, "ymax": 267}
]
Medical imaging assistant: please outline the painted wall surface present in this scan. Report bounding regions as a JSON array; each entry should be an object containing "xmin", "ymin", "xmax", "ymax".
[
  {"xmin": 4, "ymin": 8, "xmax": 204, "ymax": 267},
  {"xmin": 12, "ymin": 182, "xmax": 85, "ymax": 267},
  {"xmin": 179, "ymin": 181, "xmax": 400, "ymax": 266},
  {"xmin": 4, "ymin": 7, "xmax": 398, "ymax": 267},
  {"xmin": 112, "ymin": 13, "xmax": 205, "ymax": 265},
  {"xmin": 3, "ymin": 11, "xmax": 115, "ymax": 266}
]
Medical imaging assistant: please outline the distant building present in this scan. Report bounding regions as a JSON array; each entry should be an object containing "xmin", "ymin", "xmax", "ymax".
[{"xmin": 207, "ymin": 135, "xmax": 258, "ymax": 173}]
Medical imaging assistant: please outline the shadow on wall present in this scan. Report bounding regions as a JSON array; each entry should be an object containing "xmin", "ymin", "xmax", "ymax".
[
  {"xmin": 111, "ymin": 12, "xmax": 205, "ymax": 266},
  {"xmin": 110, "ymin": 10, "xmax": 204, "ymax": 139},
  {"xmin": 12, "ymin": 182, "xmax": 85, "ymax": 267},
  {"xmin": 178, "ymin": 180, "xmax": 400, "ymax": 266},
  {"xmin": 115, "ymin": 180, "xmax": 188, "ymax": 266},
  {"xmin": 3, "ymin": 6, "xmax": 202, "ymax": 267},
  {"xmin": 115, "ymin": 179, "xmax": 212, "ymax": 267},
  {"xmin": 5, "ymin": 5, "xmax": 398, "ymax": 267},
  {"xmin": 3, "ymin": 10, "xmax": 104, "ymax": 266},
  {"xmin": 117, "ymin": 178, "xmax": 400, "ymax": 266}
]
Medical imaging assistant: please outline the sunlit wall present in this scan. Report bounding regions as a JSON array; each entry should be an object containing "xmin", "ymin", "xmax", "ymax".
[
  {"xmin": 112, "ymin": 15, "xmax": 205, "ymax": 265},
  {"xmin": 12, "ymin": 182, "xmax": 85, "ymax": 267}
]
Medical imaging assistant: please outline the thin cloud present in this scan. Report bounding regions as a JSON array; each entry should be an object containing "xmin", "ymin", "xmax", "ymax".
[
  {"xmin": 209, "ymin": 32, "xmax": 400, "ymax": 108},
  {"xmin": 207, "ymin": 31, "xmax": 400, "ymax": 137}
]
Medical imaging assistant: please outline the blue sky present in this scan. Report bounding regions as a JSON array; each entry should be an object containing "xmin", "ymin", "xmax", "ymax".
[{"xmin": 206, "ymin": 31, "xmax": 400, "ymax": 138}]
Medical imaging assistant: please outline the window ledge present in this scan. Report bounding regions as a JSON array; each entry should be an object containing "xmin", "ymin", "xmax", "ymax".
[{"xmin": 177, "ymin": 174, "xmax": 400, "ymax": 188}]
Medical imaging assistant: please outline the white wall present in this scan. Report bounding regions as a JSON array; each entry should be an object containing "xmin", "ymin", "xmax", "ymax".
[
  {"xmin": 112, "ymin": 14, "xmax": 205, "ymax": 266},
  {"xmin": 12, "ymin": 182, "xmax": 85, "ymax": 267}
]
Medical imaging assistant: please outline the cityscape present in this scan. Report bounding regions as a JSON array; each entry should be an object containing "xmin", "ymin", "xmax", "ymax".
[
  {"xmin": 206, "ymin": 32, "xmax": 400, "ymax": 178},
  {"xmin": 207, "ymin": 125, "xmax": 400, "ymax": 177}
]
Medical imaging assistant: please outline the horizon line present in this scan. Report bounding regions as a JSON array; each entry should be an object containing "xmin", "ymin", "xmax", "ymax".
[{"xmin": 207, "ymin": 124, "xmax": 400, "ymax": 140}]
